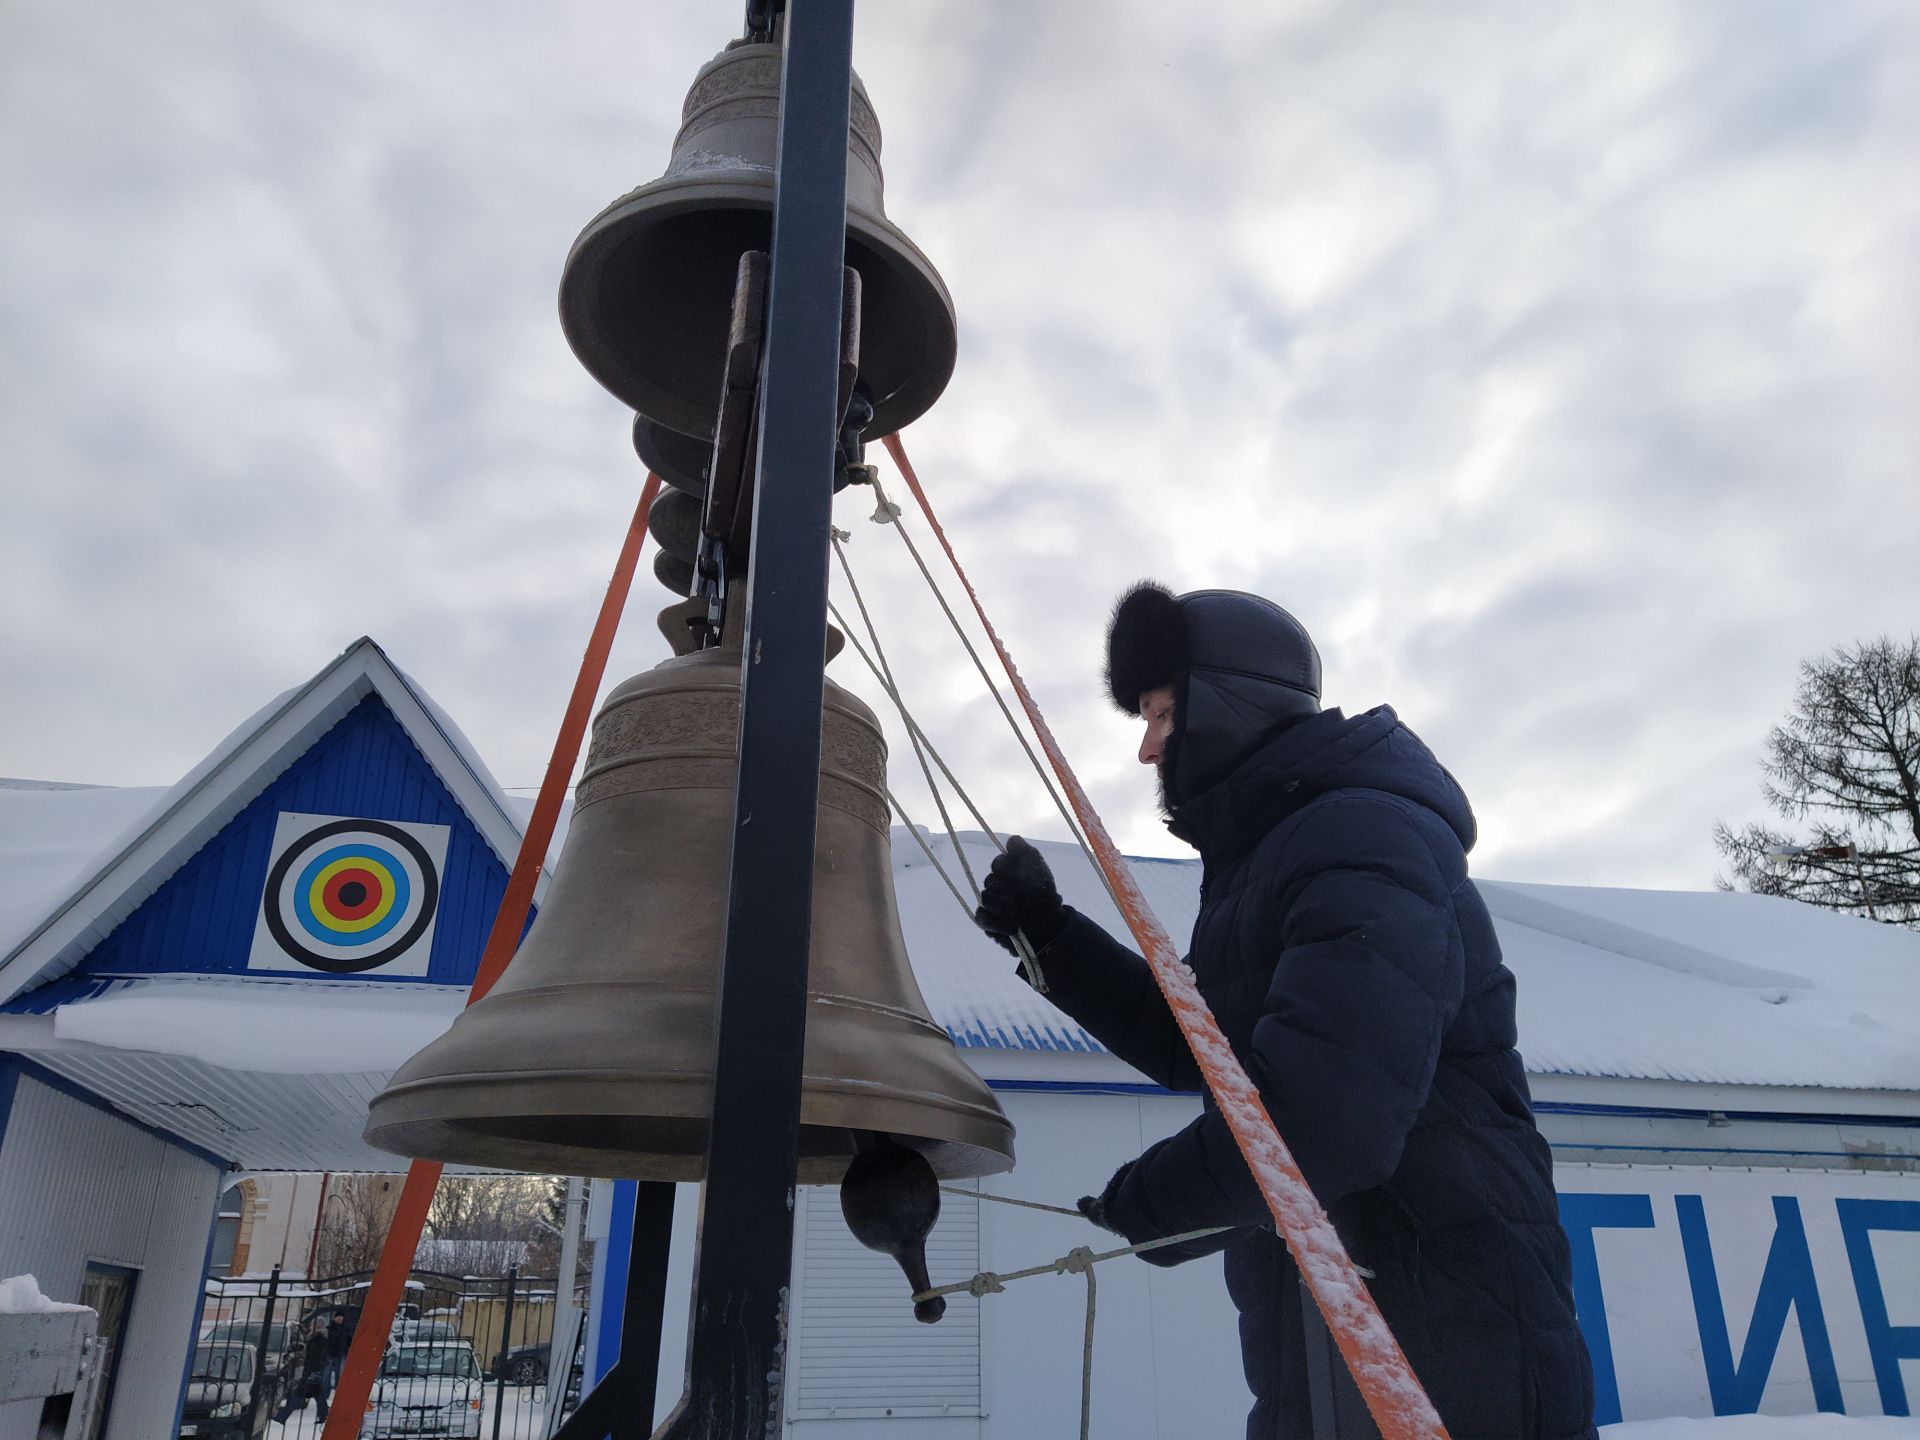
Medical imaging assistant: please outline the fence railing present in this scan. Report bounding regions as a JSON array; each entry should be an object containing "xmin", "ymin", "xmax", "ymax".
[{"xmin": 193, "ymin": 1266, "xmax": 584, "ymax": 1439}]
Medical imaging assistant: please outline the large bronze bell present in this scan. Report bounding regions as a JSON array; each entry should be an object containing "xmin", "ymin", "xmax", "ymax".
[
  {"xmin": 364, "ymin": 614, "xmax": 1014, "ymax": 1183},
  {"xmin": 558, "ymin": 39, "xmax": 957, "ymax": 442}
]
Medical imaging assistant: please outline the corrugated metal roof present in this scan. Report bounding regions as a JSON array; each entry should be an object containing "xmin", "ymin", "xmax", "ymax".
[
  {"xmin": 890, "ymin": 831, "xmax": 1920, "ymax": 1095},
  {"xmin": 0, "ymin": 639, "xmax": 542, "ymax": 1006}
]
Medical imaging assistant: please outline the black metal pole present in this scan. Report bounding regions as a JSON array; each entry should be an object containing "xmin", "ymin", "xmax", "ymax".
[
  {"xmin": 614, "ymin": 1182, "xmax": 676, "ymax": 1438},
  {"xmin": 548, "ymin": 1180, "xmax": 676, "ymax": 1440},
  {"xmin": 652, "ymin": 2, "xmax": 854, "ymax": 1436},
  {"xmin": 249, "ymin": 1265, "xmax": 282, "ymax": 1432},
  {"xmin": 491, "ymin": 1264, "xmax": 517, "ymax": 1440}
]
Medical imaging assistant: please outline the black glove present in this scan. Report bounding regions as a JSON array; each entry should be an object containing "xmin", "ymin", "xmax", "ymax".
[
  {"xmin": 1076, "ymin": 1160, "xmax": 1134, "ymax": 1237},
  {"xmin": 973, "ymin": 835, "xmax": 1067, "ymax": 955}
]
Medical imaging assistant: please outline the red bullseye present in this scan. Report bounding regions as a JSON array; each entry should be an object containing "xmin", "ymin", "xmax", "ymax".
[{"xmin": 323, "ymin": 867, "xmax": 384, "ymax": 921}]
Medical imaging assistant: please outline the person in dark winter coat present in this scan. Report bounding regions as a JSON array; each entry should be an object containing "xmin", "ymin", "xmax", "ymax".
[
  {"xmin": 273, "ymin": 1314, "xmax": 332, "ymax": 1423},
  {"xmin": 975, "ymin": 583, "xmax": 1596, "ymax": 1440}
]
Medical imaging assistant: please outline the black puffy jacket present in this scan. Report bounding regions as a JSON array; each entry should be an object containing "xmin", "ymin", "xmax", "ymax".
[{"xmin": 1035, "ymin": 705, "xmax": 1596, "ymax": 1439}]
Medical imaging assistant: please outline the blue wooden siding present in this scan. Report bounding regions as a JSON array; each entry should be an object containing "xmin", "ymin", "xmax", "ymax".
[{"xmin": 76, "ymin": 696, "xmax": 517, "ymax": 986}]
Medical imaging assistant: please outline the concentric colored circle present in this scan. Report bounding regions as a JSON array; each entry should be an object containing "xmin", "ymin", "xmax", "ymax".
[
  {"xmin": 262, "ymin": 819, "xmax": 440, "ymax": 973},
  {"xmin": 295, "ymin": 847, "xmax": 404, "ymax": 940},
  {"xmin": 319, "ymin": 865, "xmax": 384, "ymax": 923}
]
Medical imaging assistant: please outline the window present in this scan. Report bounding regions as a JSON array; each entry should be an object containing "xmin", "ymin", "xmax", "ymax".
[
  {"xmin": 209, "ymin": 1190, "xmax": 245, "ymax": 1277},
  {"xmin": 79, "ymin": 1262, "xmax": 138, "ymax": 1440},
  {"xmin": 789, "ymin": 1183, "xmax": 983, "ymax": 1419}
]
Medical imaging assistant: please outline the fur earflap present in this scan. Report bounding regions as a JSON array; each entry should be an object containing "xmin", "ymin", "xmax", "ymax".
[{"xmin": 1105, "ymin": 581, "xmax": 1187, "ymax": 715}]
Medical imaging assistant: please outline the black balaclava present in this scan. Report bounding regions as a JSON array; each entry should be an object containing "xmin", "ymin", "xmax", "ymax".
[{"xmin": 1105, "ymin": 582, "xmax": 1322, "ymax": 808}]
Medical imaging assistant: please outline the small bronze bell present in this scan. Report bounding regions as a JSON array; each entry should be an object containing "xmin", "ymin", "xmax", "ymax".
[
  {"xmin": 559, "ymin": 39, "xmax": 957, "ymax": 442},
  {"xmin": 364, "ymin": 611, "xmax": 1014, "ymax": 1184},
  {"xmin": 631, "ymin": 413, "xmax": 709, "ymax": 497}
]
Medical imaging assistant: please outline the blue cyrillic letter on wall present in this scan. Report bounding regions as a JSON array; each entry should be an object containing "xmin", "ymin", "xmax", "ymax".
[
  {"xmin": 1837, "ymin": 1198, "xmax": 1920, "ymax": 1417},
  {"xmin": 1559, "ymin": 1192, "xmax": 1655, "ymax": 1426},
  {"xmin": 1677, "ymin": 1194, "xmax": 1842, "ymax": 1414}
]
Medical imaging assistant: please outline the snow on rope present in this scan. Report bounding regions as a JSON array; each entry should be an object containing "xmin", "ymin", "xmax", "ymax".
[{"xmin": 881, "ymin": 432, "xmax": 1449, "ymax": 1439}]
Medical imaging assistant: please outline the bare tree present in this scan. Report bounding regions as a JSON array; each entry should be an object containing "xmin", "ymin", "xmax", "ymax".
[
  {"xmin": 314, "ymin": 1175, "xmax": 404, "ymax": 1279},
  {"xmin": 422, "ymin": 1175, "xmax": 562, "ymax": 1275},
  {"xmin": 1715, "ymin": 635, "xmax": 1920, "ymax": 927}
]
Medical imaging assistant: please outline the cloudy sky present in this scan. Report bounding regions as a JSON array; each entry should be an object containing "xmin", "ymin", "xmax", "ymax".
[{"xmin": 3, "ymin": 1, "xmax": 1916, "ymax": 892}]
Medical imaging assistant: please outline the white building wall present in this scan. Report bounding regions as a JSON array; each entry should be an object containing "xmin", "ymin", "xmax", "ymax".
[
  {"xmin": 637, "ymin": 1080, "xmax": 1920, "ymax": 1431},
  {"xmin": 234, "ymin": 1170, "xmax": 325, "ymax": 1277},
  {"xmin": 0, "ymin": 1072, "xmax": 222, "ymax": 1440},
  {"xmin": 641, "ymin": 1090, "xmax": 1250, "ymax": 1439}
]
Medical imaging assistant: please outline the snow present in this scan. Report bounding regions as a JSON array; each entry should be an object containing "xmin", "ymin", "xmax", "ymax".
[
  {"xmin": 0, "ymin": 1273, "xmax": 91, "ymax": 1314},
  {"xmin": 890, "ymin": 830, "xmax": 1920, "ymax": 1095},
  {"xmin": 0, "ymin": 781, "xmax": 171, "ymax": 956},
  {"xmin": 264, "ymin": 1381, "xmax": 560, "ymax": 1439},
  {"xmin": 1601, "ymin": 1421, "xmax": 1920, "ymax": 1437},
  {"xmin": 0, "ymin": 642, "xmax": 536, "ymax": 1005},
  {"xmin": 51, "ymin": 976, "xmax": 465, "ymax": 1074},
  {"xmin": 10, "ymin": 778, "xmax": 1917, "ymax": 1098},
  {"xmin": 252, "ymin": 1394, "xmax": 1920, "ymax": 1440}
]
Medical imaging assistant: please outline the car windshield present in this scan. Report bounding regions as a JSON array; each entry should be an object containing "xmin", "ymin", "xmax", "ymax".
[
  {"xmin": 382, "ymin": 1344, "xmax": 478, "ymax": 1378},
  {"xmin": 192, "ymin": 1346, "xmax": 253, "ymax": 1382}
]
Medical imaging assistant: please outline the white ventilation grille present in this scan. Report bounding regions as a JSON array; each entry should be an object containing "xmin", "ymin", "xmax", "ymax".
[{"xmin": 789, "ymin": 1182, "xmax": 984, "ymax": 1419}]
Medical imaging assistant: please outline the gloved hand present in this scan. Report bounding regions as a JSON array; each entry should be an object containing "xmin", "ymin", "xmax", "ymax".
[
  {"xmin": 1076, "ymin": 1160, "xmax": 1134, "ymax": 1237},
  {"xmin": 973, "ymin": 835, "xmax": 1067, "ymax": 956}
]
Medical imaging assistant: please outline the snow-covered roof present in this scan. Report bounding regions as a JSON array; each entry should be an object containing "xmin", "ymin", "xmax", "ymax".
[
  {"xmin": 4, "ymin": 658, "xmax": 1917, "ymax": 1117},
  {"xmin": 889, "ymin": 832, "xmax": 1920, "ymax": 1102},
  {"xmin": 0, "ymin": 639, "xmax": 542, "ymax": 1005}
]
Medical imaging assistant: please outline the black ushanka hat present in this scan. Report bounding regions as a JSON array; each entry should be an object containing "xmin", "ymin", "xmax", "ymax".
[
  {"xmin": 1104, "ymin": 581, "xmax": 1188, "ymax": 716},
  {"xmin": 1105, "ymin": 581, "xmax": 1324, "ymax": 803}
]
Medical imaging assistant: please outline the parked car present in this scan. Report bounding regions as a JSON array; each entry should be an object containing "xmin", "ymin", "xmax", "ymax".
[
  {"xmin": 361, "ymin": 1340, "xmax": 484, "ymax": 1440},
  {"xmin": 393, "ymin": 1317, "xmax": 463, "ymax": 1344},
  {"xmin": 199, "ymin": 1318, "xmax": 292, "ymax": 1395},
  {"xmin": 490, "ymin": 1338, "xmax": 549, "ymax": 1385},
  {"xmin": 178, "ymin": 1341, "xmax": 267, "ymax": 1440}
]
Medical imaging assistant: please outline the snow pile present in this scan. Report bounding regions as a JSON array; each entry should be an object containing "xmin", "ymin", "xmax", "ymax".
[
  {"xmin": 1602, "ymin": 1419, "xmax": 1920, "ymax": 1437},
  {"xmin": 51, "ymin": 976, "xmax": 465, "ymax": 1074},
  {"xmin": 0, "ymin": 1274, "xmax": 91, "ymax": 1315}
]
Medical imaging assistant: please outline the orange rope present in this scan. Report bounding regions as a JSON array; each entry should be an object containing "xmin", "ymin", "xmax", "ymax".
[
  {"xmin": 321, "ymin": 473, "xmax": 663, "ymax": 1439},
  {"xmin": 879, "ymin": 433, "xmax": 1447, "ymax": 1439}
]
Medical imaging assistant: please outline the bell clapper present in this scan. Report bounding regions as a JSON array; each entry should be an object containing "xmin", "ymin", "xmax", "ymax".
[{"xmin": 840, "ymin": 1134, "xmax": 948, "ymax": 1324}]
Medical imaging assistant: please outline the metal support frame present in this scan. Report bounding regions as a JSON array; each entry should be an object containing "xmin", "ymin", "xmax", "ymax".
[
  {"xmin": 557, "ymin": 4, "xmax": 855, "ymax": 1436},
  {"xmin": 654, "ymin": 1, "xmax": 854, "ymax": 1432}
]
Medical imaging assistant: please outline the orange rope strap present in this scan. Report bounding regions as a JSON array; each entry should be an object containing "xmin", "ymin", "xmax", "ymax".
[
  {"xmin": 879, "ymin": 433, "xmax": 1447, "ymax": 1439},
  {"xmin": 320, "ymin": 472, "xmax": 664, "ymax": 1440}
]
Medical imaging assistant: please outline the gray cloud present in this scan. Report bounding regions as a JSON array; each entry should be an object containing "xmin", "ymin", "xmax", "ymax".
[{"xmin": 3, "ymin": 0, "xmax": 1915, "ymax": 899}]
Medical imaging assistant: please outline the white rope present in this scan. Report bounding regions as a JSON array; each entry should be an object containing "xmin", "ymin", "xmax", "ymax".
[
  {"xmin": 888, "ymin": 789, "xmax": 975, "ymax": 923},
  {"xmin": 833, "ymin": 610, "xmax": 1008, "ymax": 849},
  {"xmin": 832, "ymin": 534, "xmax": 1047, "ymax": 991},
  {"xmin": 941, "ymin": 1185, "xmax": 1080, "ymax": 1217},
  {"xmin": 913, "ymin": 1212, "xmax": 1234, "ymax": 1440},
  {"xmin": 866, "ymin": 475, "xmax": 1122, "ymax": 913},
  {"xmin": 834, "ymin": 532, "xmax": 979, "ymax": 898}
]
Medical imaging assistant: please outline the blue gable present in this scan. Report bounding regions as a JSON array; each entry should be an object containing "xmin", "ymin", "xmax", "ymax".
[{"xmin": 73, "ymin": 695, "xmax": 519, "ymax": 987}]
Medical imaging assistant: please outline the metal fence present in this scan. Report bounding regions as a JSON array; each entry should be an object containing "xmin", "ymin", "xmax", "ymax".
[{"xmin": 191, "ymin": 1267, "xmax": 584, "ymax": 1440}]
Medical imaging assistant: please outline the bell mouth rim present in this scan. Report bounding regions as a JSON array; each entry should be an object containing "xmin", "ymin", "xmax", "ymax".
[
  {"xmin": 364, "ymin": 1078, "xmax": 1016, "ymax": 1185},
  {"xmin": 567, "ymin": 177, "xmax": 944, "ymax": 290},
  {"xmin": 559, "ymin": 177, "xmax": 957, "ymax": 438}
]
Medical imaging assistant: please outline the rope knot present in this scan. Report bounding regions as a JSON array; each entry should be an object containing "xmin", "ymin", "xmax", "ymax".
[
  {"xmin": 966, "ymin": 1271, "xmax": 1007, "ymax": 1299},
  {"xmin": 1060, "ymin": 1245, "xmax": 1097, "ymax": 1277}
]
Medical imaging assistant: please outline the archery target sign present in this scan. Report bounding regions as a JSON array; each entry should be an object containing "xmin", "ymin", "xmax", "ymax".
[{"xmin": 248, "ymin": 812, "xmax": 451, "ymax": 976}]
